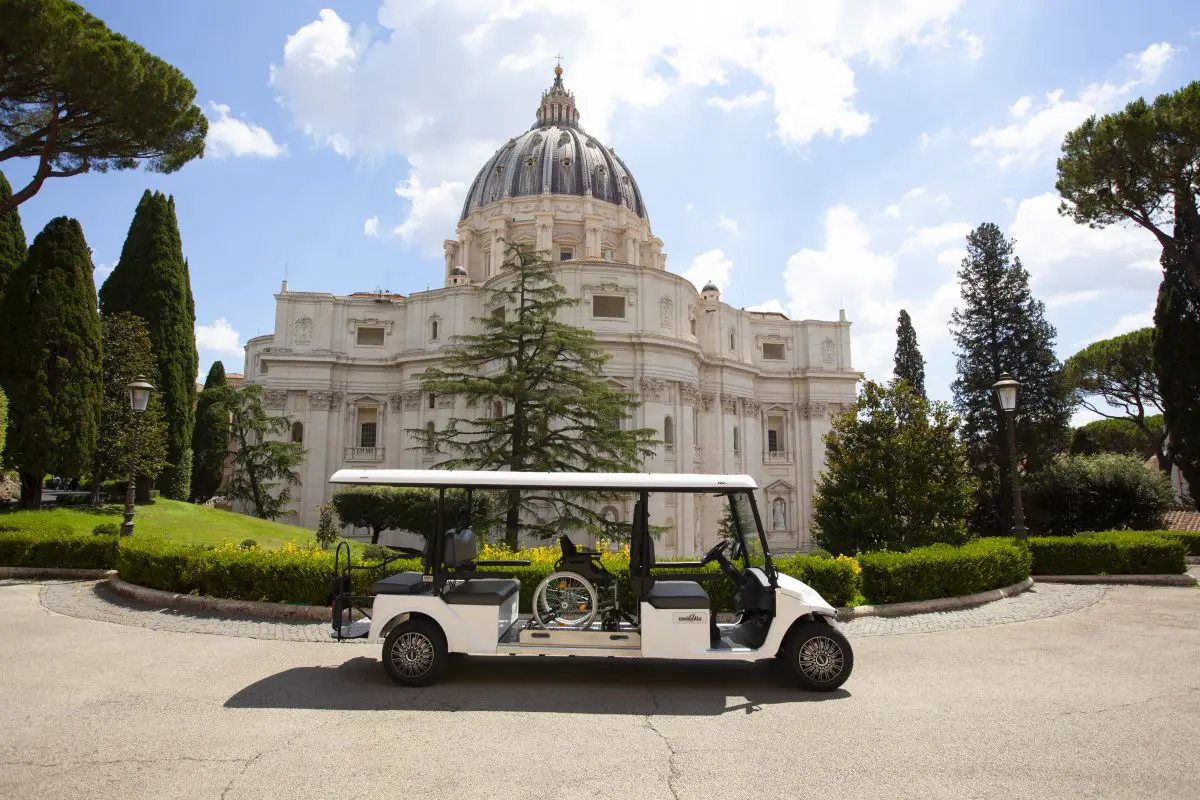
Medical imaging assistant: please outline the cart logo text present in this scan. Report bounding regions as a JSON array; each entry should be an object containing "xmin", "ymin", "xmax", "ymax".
[{"xmin": 673, "ymin": 613, "xmax": 704, "ymax": 624}]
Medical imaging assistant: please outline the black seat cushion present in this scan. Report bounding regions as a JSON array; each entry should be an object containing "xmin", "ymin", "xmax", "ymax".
[
  {"xmin": 443, "ymin": 578, "xmax": 520, "ymax": 606},
  {"xmin": 371, "ymin": 572, "xmax": 428, "ymax": 595},
  {"xmin": 646, "ymin": 581, "xmax": 710, "ymax": 610}
]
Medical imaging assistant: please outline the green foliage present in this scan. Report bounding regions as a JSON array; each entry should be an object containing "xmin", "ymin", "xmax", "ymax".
[
  {"xmin": 857, "ymin": 539, "xmax": 1032, "ymax": 605},
  {"xmin": 0, "ymin": 171, "xmax": 27, "ymax": 304},
  {"xmin": 1064, "ymin": 328, "xmax": 1166, "ymax": 467},
  {"xmin": 0, "ymin": 217, "xmax": 102, "ymax": 506},
  {"xmin": 1056, "ymin": 81, "xmax": 1200, "ymax": 297},
  {"xmin": 92, "ymin": 522, "xmax": 119, "ymax": 536},
  {"xmin": 314, "ymin": 502, "xmax": 339, "ymax": 550},
  {"xmin": 168, "ymin": 446, "xmax": 192, "ymax": 503},
  {"xmin": 413, "ymin": 241, "xmax": 657, "ymax": 547},
  {"xmin": 1154, "ymin": 227, "xmax": 1200, "ymax": 511},
  {"xmin": 99, "ymin": 191, "xmax": 197, "ymax": 499},
  {"xmin": 222, "ymin": 385, "xmax": 305, "ymax": 520},
  {"xmin": 0, "ymin": 0, "xmax": 207, "ymax": 214},
  {"xmin": 1156, "ymin": 530, "xmax": 1200, "ymax": 556},
  {"xmin": 94, "ymin": 312, "xmax": 168, "ymax": 497},
  {"xmin": 0, "ymin": 386, "xmax": 6, "ymax": 466},
  {"xmin": 0, "ymin": 525, "xmax": 118, "ymax": 569},
  {"xmin": 360, "ymin": 543, "xmax": 393, "ymax": 562},
  {"xmin": 893, "ymin": 309, "xmax": 926, "ymax": 399},
  {"xmin": 806, "ymin": 548, "xmax": 833, "ymax": 560},
  {"xmin": 1025, "ymin": 454, "xmax": 1174, "ymax": 536},
  {"xmin": 1028, "ymin": 532, "xmax": 1186, "ymax": 575},
  {"xmin": 331, "ymin": 485, "xmax": 495, "ymax": 545},
  {"xmin": 950, "ymin": 222, "xmax": 1072, "ymax": 535},
  {"xmin": 238, "ymin": 539, "xmax": 256, "ymax": 549},
  {"xmin": 813, "ymin": 380, "xmax": 977, "ymax": 555},
  {"xmin": 190, "ymin": 361, "xmax": 229, "ymax": 502},
  {"xmin": 1070, "ymin": 416, "xmax": 1162, "ymax": 459}
]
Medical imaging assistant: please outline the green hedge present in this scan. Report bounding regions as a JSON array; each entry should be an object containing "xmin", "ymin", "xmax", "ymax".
[
  {"xmin": 857, "ymin": 539, "xmax": 1031, "ymax": 605},
  {"xmin": 1156, "ymin": 530, "xmax": 1200, "ymax": 557},
  {"xmin": 0, "ymin": 523, "xmax": 119, "ymax": 570},
  {"xmin": 1028, "ymin": 531, "xmax": 1187, "ymax": 575}
]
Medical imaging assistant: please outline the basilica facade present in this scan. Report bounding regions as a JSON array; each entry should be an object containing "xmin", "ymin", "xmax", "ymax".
[{"xmin": 243, "ymin": 67, "xmax": 860, "ymax": 556}]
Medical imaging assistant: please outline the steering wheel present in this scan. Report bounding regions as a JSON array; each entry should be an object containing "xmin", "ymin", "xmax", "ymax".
[{"xmin": 701, "ymin": 540, "xmax": 744, "ymax": 585}]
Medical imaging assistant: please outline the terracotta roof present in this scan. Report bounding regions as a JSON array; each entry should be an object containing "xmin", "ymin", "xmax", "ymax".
[{"xmin": 1162, "ymin": 510, "xmax": 1200, "ymax": 531}]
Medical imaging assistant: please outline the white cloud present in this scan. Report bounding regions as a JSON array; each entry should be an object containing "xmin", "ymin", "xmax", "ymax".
[
  {"xmin": 957, "ymin": 29, "xmax": 984, "ymax": 61},
  {"xmin": 934, "ymin": 193, "xmax": 950, "ymax": 208},
  {"xmin": 884, "ymin": 205, "xmax": 901, "ymax": 218},
  {"xmin": 195, "ymin": 319, "xmax": 244, "ymax": 359},
  {"xmin": 678, "ymin": 248, "xmax": 733, "ymax": 295},
  {"xmin": 1094, "ymin": 302, "xmax": 1155, "ymax": 343},
  {"xmin": 391, "ymin": 167, "xmax": 466, "ymax": 242},
  {"xmin": 747, "ymin": 299, "xmax": 788, "ymax": 315},
  {"xmin": 270, "ymin": 2, "xmax": 970, "ymax": 246},
  {"xmin": 1046, "ymin": 288, "xmax": 1106, "ymax": 308},
  {"xmin": 936, "ymin": 248, "xmax": 966, "ymax": 268},
  {"xmin": 364, "ymin": 216, "xmax": 380, "ymax": 237},
  {"xmin": 204, "ymin": 102, "xmax": 287, "ymax": 159},
  {"xmin": 898, "ymin": 221, "xmax": 972, "ymax": 253},
  {"xmin": 685, "ymin": 202, "xmax": 694, "ymax": 213},
  {"xmin": 706, "ymin": 90, "xmax": 770, "ymax": 112},
  {"xmin": 884, "ymin": 186, "xmax": 928, "ymax": 218},
  {"xmin": 970, "ymin": 42, "xmax": 1175, "ymax": 168},
  {"xmin": 93, "ymin": 262, "xmax": 115, "ymax": 283},
  {"xmin": 717, "ymin": 213, "xmax": 740, "ymax": 234}
]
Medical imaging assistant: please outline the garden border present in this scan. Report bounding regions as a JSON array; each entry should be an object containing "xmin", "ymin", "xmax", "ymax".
[
  {"xmin": 0, "ymin": 566, "xmax": 115, "ymax": 581},
  {"xmin": 835, "ymin": 578, "xmax": 1034, "ymax": 621},
  {"xmin": 1034, "ymin": 574, "xmax": 1197, "ymax": 587},
  {"xmin": 104, "ymin": 574, "xmax": 331, "ymax": 622}
]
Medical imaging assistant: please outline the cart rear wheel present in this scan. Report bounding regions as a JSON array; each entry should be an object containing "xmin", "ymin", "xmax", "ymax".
[
  {"xmin": 382, "ymin": 619, "xmax": 447, "ymax": 687},
  {"xmin": 783, "ymin": 620, "xmax": 853, "ymax": 691}
]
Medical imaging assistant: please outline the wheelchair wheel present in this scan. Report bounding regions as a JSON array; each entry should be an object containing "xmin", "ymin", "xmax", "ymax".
[{"xmin": 533, "ymin": 571, "xmax": 598, "ymax": 629}]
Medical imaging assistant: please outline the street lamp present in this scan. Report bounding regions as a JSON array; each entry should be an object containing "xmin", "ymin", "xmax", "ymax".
[
  {"xmin": 120, "ymin": 379, "xmax": 155, "ymax": 536},
  {"xmin": 992, "ymin": 372, "xmax": 1027, "ymax": 540}
]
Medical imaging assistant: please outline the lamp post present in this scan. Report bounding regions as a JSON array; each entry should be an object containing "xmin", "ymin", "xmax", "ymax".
[
  {"xmin": 120, "ymin": 379, "xmax": 155, "ymax": 537},
  {"xmin": 992, "ymin": 372, "xmax": 1027, "ymax": 540}
]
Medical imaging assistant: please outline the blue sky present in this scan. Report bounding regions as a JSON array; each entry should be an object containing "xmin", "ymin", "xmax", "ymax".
[{"xmin": 6, "ymin": 1, "xmax": 1198, "ymax": 417}]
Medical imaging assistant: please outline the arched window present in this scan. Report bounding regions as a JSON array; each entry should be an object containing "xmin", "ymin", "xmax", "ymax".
[
  {"xmin": 430, "ymin": 319, "xmax": 439, "ymax": 340},
  {"xmin": 425, "ymin": 421, "xmax": 436, "ymax": 452},
  {"xmin": 428, "ymin": 393, "xmax": 436, "ymax": 409},
  {"xmin": 290, "ymin": 421, "xmax": 304, "ymax": 443},
  {"xmin": 663, "ymin": 415, "xmax": 674, "ymax": 445},
  {"xmin": 729, "ymin": 329, "xmax": 736, "ymax": 351},
  {"xmin": 732, "ymin": 425, "xmax": 740, "ymax": 453},
  {"xmin": 492, "ymin": 400, "xmax": 504, "ymax": 419},
  {"xmin": 693, "ymin": 409, "xmax": 700, "ymax": 443}
]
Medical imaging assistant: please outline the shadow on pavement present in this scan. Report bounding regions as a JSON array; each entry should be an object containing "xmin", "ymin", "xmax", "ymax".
[{"xmin": 225, "ymin": 655, "xmax": 850, "ymax": 715}]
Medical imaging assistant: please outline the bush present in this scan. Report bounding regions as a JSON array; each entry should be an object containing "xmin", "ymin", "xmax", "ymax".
[
  {"xmin": 1028, "ymin": 531, "xmax": 1186, "ymax": 575},
  {"xmin": 92, "ymin": 522, "xmax": 120, "ymax": 536},
  {"xmin": 1025, "ymin": 454, "xmax": 1174, "ymax": 536},
  {"xmin": 314, "ymin": 502, "xmax": 339, "ymax": 550},
  {"xmin": 857, "ymin": 539, "xmax": 1031, "ymax": 605},
  {"xmin": 360, "ymin": 543, "xmax": 392, "ymax": 562},
  {"xmin": 1156, "ymin": 530, "xmax": 1200, "ymax": 557},
  {"xmin": 239, "ymin": 539, "xmax": 257, "ymax": 550},
  {"xmin": 806, "ymin": 548, "xmax": 833, "ymax": 560},
  {"xmin": 0, "ymin": 524, "xmax": 118, "ymax": 569}
]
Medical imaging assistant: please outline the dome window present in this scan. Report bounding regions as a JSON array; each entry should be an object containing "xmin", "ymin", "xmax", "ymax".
[
  {"xmin": 562, "ymin": 157, "xmax": 572, "ymax": 168},
  {"xmin": 494, "ymin": 165, "xmax": 504, "ymax": 175},
  {"xmin": 525, "ymin": 157, "xmax": 535, "ymax": 167}
]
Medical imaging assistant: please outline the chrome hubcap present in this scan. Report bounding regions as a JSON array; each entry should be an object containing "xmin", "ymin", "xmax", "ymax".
[
  {"xmin": 390, "ymin": 632, "xmax": 435, "ymax": 678},
  {"xmin": 798, "ymin": 636, "xmax": 845, "ymax": 682}
]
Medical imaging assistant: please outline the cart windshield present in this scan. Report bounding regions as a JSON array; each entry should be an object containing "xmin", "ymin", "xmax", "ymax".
[{"xmin": 730, "ymin": 491, "xmax": 775, "ymax": 581}]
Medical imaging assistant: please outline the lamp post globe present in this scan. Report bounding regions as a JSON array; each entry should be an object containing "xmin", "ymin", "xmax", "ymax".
[
  {"xmin": 120, "ymin": 379, "xmax": 155, "ymax": 536},
  {"xmin": 992, "ymin": 372, "xmax": 1027, "ymax": 540}
]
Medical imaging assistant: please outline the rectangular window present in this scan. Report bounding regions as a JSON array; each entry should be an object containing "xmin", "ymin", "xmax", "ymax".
[
  {"xmin": 356, "ymin": 326, "xmax": 385, "ymax": 346},
  {"xmin": 592, "ymin": 295, "xmax": 626, "ymax": 319},
  {"xmin": 559, "ymin": 249, "xmax": 573, "ymax": 261},
  {"xmin": 358, "ymin": 408, "xmax": 378, "ymax": 448},
  {"xmin": 767, "ymin": 429, "xmax": 779, "ymax": 453},
  {"xmin": 491, "ymin": 306, "xmax": 505, "ymax": 322},
  {"xmin": 767, "ymin": 415, "xmax": 784, "ymax": 453},
  {"xmin": 259, "ymin": 359, "xmax": 268, "ymax": 375},
  {"xmin": 761, "ymin": 342, "xmax": 785, "ymax": 360},
  {"xmin": 428, "ymin": 393, "xmax": 436, "ymax": 409}
]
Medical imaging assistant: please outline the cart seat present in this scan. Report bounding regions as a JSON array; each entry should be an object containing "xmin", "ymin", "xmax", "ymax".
[
  {"xmin": 371, "ymin": 572, "xmax": 429, "ymax": 595},
  {"xmin": 646, "ymin": 581, "xmax": 710, "ymax": 610},
  {"xmin": 443, "ymin": 578, "xmax": 520, "ymax": 606}
]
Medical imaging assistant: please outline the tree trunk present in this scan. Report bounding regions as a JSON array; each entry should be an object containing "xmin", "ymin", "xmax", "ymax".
[
  {"xmin": 504, "ymin": 489, "xmax": 521, "ymax": 550},
  {"xmin": 135, "ymin": 474, "xmax": 153, "ymax": 505},
  {"xmin": 19, "ymin": 472, "xmax": 44, "ymax": 509},
  {"xmin": 371, "ymin": 526, "xmax": 380, "ymax": 545}
]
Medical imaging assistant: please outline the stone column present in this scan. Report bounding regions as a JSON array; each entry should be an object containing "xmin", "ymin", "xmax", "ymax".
[
  {"xmin": 584, "ymin": 214, "xmax": 605, "ymax": 258},
  {"xmin": 488, "ymin": 218, "xmax": 508, "ymax": 277},
  {"xmin": 535, "ymin": 212, "xmax": 555, "ymax": 254}
]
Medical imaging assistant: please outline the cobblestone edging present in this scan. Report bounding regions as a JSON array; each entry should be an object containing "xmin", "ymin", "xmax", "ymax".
[
  {"xmin": 106, "ymin": 575, "xmax": 331, "ymax": 622},
  {"xmin": 1034, "ymin": 573, "xmax": 1198, "ymax": 586},
  {"xmin": 0, "ymin": 566, "xmax": 115, "ymax": 581},
  {"xmin": 836, "ymin": 577, "xmax": 1034, "ymax": 621}
]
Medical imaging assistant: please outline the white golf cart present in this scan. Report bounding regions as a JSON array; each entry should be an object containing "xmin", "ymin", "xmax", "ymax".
[{"xmin": 327, "ymin": 470, "xmax": 853, "ymax": 691}]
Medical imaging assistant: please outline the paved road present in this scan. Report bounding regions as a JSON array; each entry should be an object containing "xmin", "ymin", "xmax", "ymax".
[{"xmin": 1, "ymin": 579, "xmax": 1197, "ymax": 800}]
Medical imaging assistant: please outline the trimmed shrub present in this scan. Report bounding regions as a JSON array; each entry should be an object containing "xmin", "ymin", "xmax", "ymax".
[
  {"xmin": 239, "ymin": 539, "xmax": 257, "ymax": 550},
  {"xmin": 1029, "ymin": 532, "xmax": 1186, "ymax": 575},
  {"xmin": 1025, "ymin": 454, "xmax": 1175, "ymax": 536},
  {"xmin": 92, "ymin": 523, "xmax": 120, "ymax": 536},
  {"xmin": 806, "ymin": 548, "xmax": 833, "ymax": 560},
  {"xmin": 858, "ymin": 539, "xmax": 1031, "ymax": 605},
  {"xmin": 0, "ymin": 525, "xmax": 118, "ymax": 569},
  {"xmin": 1157, "ymin": 530, "xmax": 1200, "ymax": 557}
]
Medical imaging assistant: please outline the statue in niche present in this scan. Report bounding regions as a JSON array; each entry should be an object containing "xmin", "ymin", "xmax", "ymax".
[
  {"xmin": 294, "ymin": 317, "xmax": 313, "ymax": 346},
  {"xmin": 822, "ymin": 336, "xmax": 836, "ymax": 364},
  {"xmin": 602, "ymin": 507, "xmax": 618, "ymax": 524},
  {"xmin": 772, "ymin": 497, "xmax": 787, "ymax": 531}
]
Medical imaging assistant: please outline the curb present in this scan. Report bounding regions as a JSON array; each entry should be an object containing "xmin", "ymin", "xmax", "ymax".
[
  {"xmin": 1034, "ymin": 574, "xmax": 1197, "ymax": 587},
  {"xmin": 0, "ymin": 566, "xmax": 116, "ymax": 581},
  {"xmin": 104, "ymin": 575, "xmax": 332, "ymax": 622},
  {"xmin": 835, "ymin": 577, "xmax": 1034, "ymax": 621}
]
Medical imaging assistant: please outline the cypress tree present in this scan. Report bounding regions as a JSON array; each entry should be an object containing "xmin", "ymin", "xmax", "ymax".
[
  {"xmin": 0, "ymin": 217, "xmax": 102, "ymax": 507},
  {"xmin": 1154, "ymin": 198, "xmax": 1200, "ymax": 510},
  {"xmin": 190, "ymin": 360, "xmax": 230, "ymax": 502},
  {"xmin": 0, "ymin": 170, "xmax": 28, "ymax": 309},
  {"xmin": 893, "ymin": 309, "xmax": 926, "ymax": 399},
  {"xmin": 99, "ymin": 190, "xmax": 197, "ymax": 499},
  {"xmin": 950, "ymin": 223, "xmax": 1071, "ymax": 536}
]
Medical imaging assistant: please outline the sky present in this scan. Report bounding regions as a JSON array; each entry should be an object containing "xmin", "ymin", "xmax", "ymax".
[{"xmin": 6, "ymin": 0, "xmax": 1199, "ymax": 419}]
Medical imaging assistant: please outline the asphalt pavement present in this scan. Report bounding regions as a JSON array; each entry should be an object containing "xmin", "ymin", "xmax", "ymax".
[{"xmin": 1, "ymin": 578, "xmax": 1197, "ymax": 800}]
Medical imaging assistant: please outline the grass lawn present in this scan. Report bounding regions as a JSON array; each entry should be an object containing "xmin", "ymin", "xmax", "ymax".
[{"xmin": 0, "ymin": 499, "xmax": 368, "ymax": 552}]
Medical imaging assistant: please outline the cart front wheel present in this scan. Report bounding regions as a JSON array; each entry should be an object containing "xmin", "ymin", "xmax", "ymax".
[
  {"xmin": 783, "ymin": 620, "xmax": 853, "ymax": 691},
  {"xmin": 382, "ymin": 619, "xmax": 447, "ymax": 687}
]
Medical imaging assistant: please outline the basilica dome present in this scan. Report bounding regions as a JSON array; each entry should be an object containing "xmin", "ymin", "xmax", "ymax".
[{"xmin": 459, "ymin": 66, "xmax": 648, "ymax": 221}]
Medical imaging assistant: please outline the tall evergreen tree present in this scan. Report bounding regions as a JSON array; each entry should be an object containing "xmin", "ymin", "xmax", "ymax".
[
  {"xmin": 1154, "ymin": 197, "xmax": 1200, "ymax": 510},
  {"xmin": 413, "ymin": 242, "xmax": 657, "ymax": 548},
  {"xmin": 893, "ymin": 309, "xmax": 926, "ymax": 399},
  {"xmin": 190, "ymin": 360, "xmax": 230, "ymax": 502},
  {"xmin": 99, "ymin": 191, "xmax": 197, "ymax": 499},
  {"xmin": 0, "ymin": 171, "xmax": 28, "ymax": 308},
  {"xmin": 0, "ymin": 217, "xmax": 102, "ymax": 507},
  {"xmin": 950, "ymin": 223, "xmax": 1071, "ymax": 536},
  {"xmin": 93, "ymin": 312, "xmax": 168, "ymax": 505}
]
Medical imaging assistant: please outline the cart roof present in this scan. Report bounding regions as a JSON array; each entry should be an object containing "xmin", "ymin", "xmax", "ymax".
[{"xmin": 328, "ymin": 469, "xmax": 758, "ymax": 492}]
